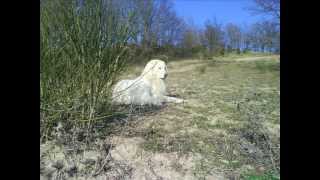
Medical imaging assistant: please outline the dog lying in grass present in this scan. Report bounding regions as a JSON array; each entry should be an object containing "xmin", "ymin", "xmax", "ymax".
[{"xmin": 112, "ymin": 59, "xmax": 184, "ymax": 106}]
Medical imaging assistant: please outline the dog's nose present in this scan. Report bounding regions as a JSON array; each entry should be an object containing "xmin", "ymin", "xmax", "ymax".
[{"xmin": 164, "ymin": 73, "xmax": 168, "ymax": 79}]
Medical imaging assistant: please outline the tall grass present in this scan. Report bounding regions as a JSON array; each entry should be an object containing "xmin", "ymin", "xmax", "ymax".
[{"xmin": 40, "ymin": 0, "xmax": 136, "ymax": 141}]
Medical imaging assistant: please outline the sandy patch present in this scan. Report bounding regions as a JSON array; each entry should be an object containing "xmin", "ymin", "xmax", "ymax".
[{"xmin": 110, "ymin": 136, "xmax": 226, "ymax": 180}]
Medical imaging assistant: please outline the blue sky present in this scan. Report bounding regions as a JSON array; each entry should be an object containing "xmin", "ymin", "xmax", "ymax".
[{"xmin": 173, "ymin": 0, "xmax": 272, "ymax": 27}]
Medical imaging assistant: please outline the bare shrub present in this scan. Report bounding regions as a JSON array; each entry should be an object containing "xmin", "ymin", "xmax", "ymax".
[
  {"xmin": 235, "ymin": 91, "xmax": 280, "ymax": 173},
  {"xmin": 40, "ymin": 0, "xmax": 136, "ymax": 141}
]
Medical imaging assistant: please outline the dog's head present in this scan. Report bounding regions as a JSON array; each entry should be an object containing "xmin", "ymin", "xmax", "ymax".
[{"xmin": 142, "ymin": 59, "xmax": 168, "ymax": 80}]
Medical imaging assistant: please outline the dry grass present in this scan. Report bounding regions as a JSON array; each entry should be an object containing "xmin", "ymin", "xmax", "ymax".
[
  {"xmin": 40, "ymin": 55, "xmax": 280, "ymax": 180},
  {"xmin": 122, "ymin": 56, "xmax": 280, "ymax": 179}
]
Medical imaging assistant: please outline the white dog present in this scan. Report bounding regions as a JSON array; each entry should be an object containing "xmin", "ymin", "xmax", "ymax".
[{"xmin": 112, "ymin": 59, "xmax": 184, "ymax": 106}]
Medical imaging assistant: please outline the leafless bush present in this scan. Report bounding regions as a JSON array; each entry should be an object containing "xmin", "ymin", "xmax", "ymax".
[{"xmin": 235, "ymin": 91, "xmax": 280, "ymax": 172}]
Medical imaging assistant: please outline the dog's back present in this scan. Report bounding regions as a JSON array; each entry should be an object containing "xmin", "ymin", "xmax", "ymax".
[{"xmin": 112, "ymin": 78, "xmax": 154, "ymax": 105}]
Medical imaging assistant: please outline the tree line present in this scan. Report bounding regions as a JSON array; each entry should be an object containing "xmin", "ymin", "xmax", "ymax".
[
  {"xmin": 104, "ymin": 0, "xmax": 281, "ymax": 60},
  {"xmin": 65, "ymin": 0, "xmax": 280, "ymax": 60}
]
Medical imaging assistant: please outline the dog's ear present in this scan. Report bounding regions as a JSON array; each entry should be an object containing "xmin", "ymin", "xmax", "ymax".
[{"xmin": 142, "ymin": 60, "xmax": 156, "ymax": 76}]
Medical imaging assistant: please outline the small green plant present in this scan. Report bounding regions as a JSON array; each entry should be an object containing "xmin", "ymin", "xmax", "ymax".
[
  {"xmin": 241, "ymin": 171, "xmax": 280, "ymax": 180},
  {"xmin": 197, "ymin": 65, "xmax": 207, "ymax": 74}
]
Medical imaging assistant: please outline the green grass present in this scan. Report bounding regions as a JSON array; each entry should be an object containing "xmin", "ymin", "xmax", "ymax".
[
  {"xmin": 255, "ymin": 60, "xmax": 280, "ymax": 73},
  {"xmin": 241, "ymin": 171, "xmax": 280, "ymax": 180}
]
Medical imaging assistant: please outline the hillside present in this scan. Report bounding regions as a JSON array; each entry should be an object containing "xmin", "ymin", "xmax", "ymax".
[{"xmin": 40, "ymin": 55, "xmax": 280, "ymax": 180}]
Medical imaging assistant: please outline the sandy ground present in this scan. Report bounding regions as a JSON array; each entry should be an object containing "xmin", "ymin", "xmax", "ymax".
[{"xmin": 234, "ymin": 55, "xmax": 279, "ymax": 62}]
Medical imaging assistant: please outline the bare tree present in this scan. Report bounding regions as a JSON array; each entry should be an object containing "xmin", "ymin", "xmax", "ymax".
[
  {"xmin": 248, "ymin": 21, "xmax": 279, "ymax": 53},
  {"xmin": 201, "ymin": 19, "xmax": 225, "ymax": 55},
  {"xmin": 128, "ymin": 0, "xmax": 186, "ymax": 57},
  {"xmin": 179, "ymin": 27, "xmax": 199, "ymax": 57},
  {"xmin": 249, "ymin": 0, "xmax": 280, "ymax": 21},
  {"xmin": 152, "ymin": 0, "xmax": 184, "ymax": 47},
  {"xmin": 246, "ymin": 0, "xmax": 280, "ymax": 53},
  {"xmin": 136, "ymin": 0, "xmax": 157, "ymax": 49},
  {"xmin": 241, "ymin": 30, "xmax": 251, "ymax": 52},
  {"xmin": 225, "ymin": 23, "xmax": 242, "ymax": 51}
]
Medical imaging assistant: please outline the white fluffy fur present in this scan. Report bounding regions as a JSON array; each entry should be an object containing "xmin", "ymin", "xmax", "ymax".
[{"xmin": 112, "ymin": 59, "xmax": 184, "ymax": 105}]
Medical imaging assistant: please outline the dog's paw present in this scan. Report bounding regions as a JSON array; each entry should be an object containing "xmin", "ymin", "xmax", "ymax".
[{"xmin": 175, "ymin": 98, "xmax": 186, "ymax": 103}]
